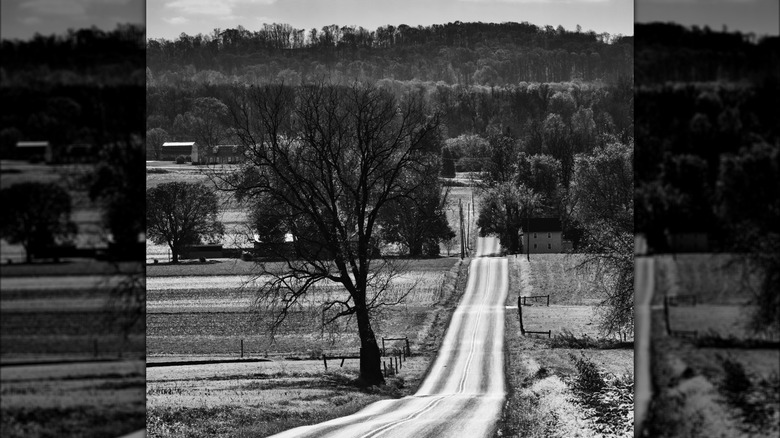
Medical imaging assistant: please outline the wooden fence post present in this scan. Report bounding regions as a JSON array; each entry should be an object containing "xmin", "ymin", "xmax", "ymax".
[
  {"xmin": 322, "ymin": 354, "xmax": 328, "ymax": 371},
  {"xmin": 93, "ymin": 339, "xmax": 98, "ymax": 358},
  {"xmin": 405, "ymin": 337, "xmax": 411, "ymax": 356},
  {"xmin": 547, "ymin": 295, "xmax": 550, "ymax": 306},
  {"xmin": 663, "ymin": 296, "xmax": 671, "ymax": 335},
  {"xmin": 240, "ymin": 339, "xmax": 244, "ymax": 358},
  {"xmin": 518, "ymin": 298, "xmax": 525, "ymax": 335}
]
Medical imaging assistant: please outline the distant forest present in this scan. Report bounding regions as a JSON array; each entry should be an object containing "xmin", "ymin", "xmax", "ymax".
[
  {"xmin": 635, "ymin": 22, "xmax": 779, "ymax": 85},
  {"xmin": 146, "ymin": 21, "xmax": 633, "ymax": 86},
  {"xmin": 0, "ymin": 25, "xmax": 145, "ymax": 158},
  {"xmin": 634, "ymin": 23, "xmax": 779, "ymax": 251}
]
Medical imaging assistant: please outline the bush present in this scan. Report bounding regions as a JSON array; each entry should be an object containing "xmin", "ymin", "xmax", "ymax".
[
  {"xmin": 175, "ymin": 155, "xmax": 186, "ymax": 164},
  {"xmin": 569, "ymin": 352, "xmax": 606, "ymax": 394}
]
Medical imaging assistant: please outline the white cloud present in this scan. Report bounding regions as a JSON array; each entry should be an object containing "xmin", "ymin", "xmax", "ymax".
[
  {"xmin": 164, "ymin": 0, "xmax": 276, "ymax": 17},
  {"xmin": 163, "ymin": 16, "xmax": 190, "ymax": 25},
  {"xmin": 20, "ymin": 0, "xmax": 87, "ymax": 16},
  {"xmin": 20, "ymin": 16, "xmax": 43, "ymax": 25}
]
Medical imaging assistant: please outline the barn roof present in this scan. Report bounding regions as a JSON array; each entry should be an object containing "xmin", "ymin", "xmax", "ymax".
[
  {"xmin": 162, "ymin": 142, "xmax": 195, "ymax": 147},
  {"xmin": 16, "ymin": 141, "xmax": 49, "ymax": 148}
]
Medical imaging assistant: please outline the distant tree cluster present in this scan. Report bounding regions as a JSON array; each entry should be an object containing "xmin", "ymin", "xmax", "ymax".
[{"xmin": 146, "ymin": 21, "xmax": 632, "ymax": 86}]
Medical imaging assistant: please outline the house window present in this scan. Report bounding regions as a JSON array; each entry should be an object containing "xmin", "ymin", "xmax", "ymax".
[
  {"xmin": 548, "ymin": 232, "xmax": 551, "ymax": 238},
  {"xmin": 533, "ymin": 243, "xmax": 537, "ymax": 249},
  {"xmin": 534, "ymin": 233, "xmax": 537, "ymax": 238},
  {"xmin": 548, "ymin": 243, "xmax": 551, "ymax": 249}
]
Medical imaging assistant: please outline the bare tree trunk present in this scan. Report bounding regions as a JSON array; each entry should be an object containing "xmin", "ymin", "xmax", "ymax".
[{"xmin": 355, "ymin": 299, "xmax": 384, "ymax": 386}]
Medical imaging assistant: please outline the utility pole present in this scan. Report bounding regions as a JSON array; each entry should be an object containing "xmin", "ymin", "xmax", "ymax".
[
  {"xmin": 466, "ymin": 204, "xmax": 470, "ymax": 249},
  {"xmin": 459, "ymin": 199, "xmax": 465, "ymax": 259}
]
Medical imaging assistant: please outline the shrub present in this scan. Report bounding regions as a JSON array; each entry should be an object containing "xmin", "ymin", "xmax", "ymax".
[
  {"xmin": 569, "ymin": 352, "xmax": 606, "ymax": 394},
  {"xmin": 175, "ymin": 155, "xmax": 186, "ymax": 164}
]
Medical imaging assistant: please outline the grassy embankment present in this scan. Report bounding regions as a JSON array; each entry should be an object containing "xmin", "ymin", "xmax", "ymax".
[
  {"xmin": 497, "ymin": 254, "xmax": 634, "ymax": 438},
  {"xmin": 644, "ymin": 254, "xmax": 780, "ymax": 438},
  {"xmin": 146, "ymin": 256, "xmax": 471, "ymax": 437}
]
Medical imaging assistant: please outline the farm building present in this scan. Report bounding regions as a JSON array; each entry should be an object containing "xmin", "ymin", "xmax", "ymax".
[
  {"xmin": 161, "ymin": 142, "xmax": 196, "ymax": 161},
  {"xmin": 523, "ymin": 217, "xmax": 563, "ymax": 253},
  {"xmin": 15, "ymin": 141, "xmax": 51, "ymax": 162},
  {"xmin": 193, "ymin": 144, "xmax": 245, "ymax": 164}
]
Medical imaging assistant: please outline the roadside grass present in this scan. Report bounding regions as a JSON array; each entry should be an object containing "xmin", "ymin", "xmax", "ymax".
[
  {"xmin": 646, "ymin": 255, "xmax": 780, "ymax": 438},
  {"xmin": 647, "ymin": 319, "xmax": 780, "ymax": 437},
  {"xmin": 496, "ymin": 256, "xmax": 633, "ymax": 438},
  {"xmin": 146, "ymin": 258, "xmax": 469, "ymax": 437},
  {"xmin": 0, "ymin": 360, "xmax": 145, "ymax": 438},
  {"xmin": 522, "ymin": 253, "xmax": 603, "ymax": 305}
]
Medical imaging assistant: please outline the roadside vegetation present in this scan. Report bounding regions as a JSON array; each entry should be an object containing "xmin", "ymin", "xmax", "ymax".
[{"xmin": 496, "ymin": 255, "xmax": 633, "ymax": 438}]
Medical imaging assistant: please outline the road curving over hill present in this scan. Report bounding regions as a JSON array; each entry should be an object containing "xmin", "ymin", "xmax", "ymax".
[{"xmin": 270, "ymin": 236, "xmax": 507, "ymax": 438}]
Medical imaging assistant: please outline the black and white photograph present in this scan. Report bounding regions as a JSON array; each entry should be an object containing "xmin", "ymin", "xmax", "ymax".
[
  {"xmin": 144, "ymin": 0, "xmax": 634, "ymax": 437},
  {"xmin": 634, "ymin": 0, "xmax": 780, "ymax": 436},
  {"xmin": 0, "ymin": 0, "xmax": 146, "ymax": 437}
]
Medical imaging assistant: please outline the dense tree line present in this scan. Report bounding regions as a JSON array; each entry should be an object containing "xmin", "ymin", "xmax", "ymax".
[
  {"xmin": 146, "ymin": 78, "xmax": 632, "ymax": 159},
  {"xmin": 635, "ymin": 22, "xmax": 779, "ymax": 85},
  {"xmin": 0, "ymin": 24, "xmax": 145, "ymax": 159},
  {"xmin": 146, "ymin": 21, "xmax": 632, "ymax": 86},
  {"xmin": 1, "ymin": 24, "xmax": 145, "ymax": 85}
]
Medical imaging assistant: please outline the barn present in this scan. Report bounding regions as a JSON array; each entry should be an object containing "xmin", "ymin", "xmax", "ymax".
[
  {"xmin": 161, "ymin": 142, "xmax": 195, "ymax": 161},
  {"xmin": 15, "ymin": 141, "xmax": 51, "ymax": 162},
  {"xmin": 194, "ymin": 144, "xmax": 245, "ymax": 164}
]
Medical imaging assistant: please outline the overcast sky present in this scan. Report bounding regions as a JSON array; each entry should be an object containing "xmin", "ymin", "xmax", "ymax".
[
  {"xmin": 1, "ymin": 0, "xmax": 145, "ymax": 40},
  {"xmin": 636, "ymin": 0, "xmax": 778, "ymax": 36},
  {"xmin": 143, "ymin": 0, "xmax": 634, "ymax": 41}
]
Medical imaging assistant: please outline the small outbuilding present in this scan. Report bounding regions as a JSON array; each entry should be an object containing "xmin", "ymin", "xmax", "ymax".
[
  {"xmin": 15, "ymin": 141, "xmax": 51, "ymax": 162},
  {"xmin": 161, "ymin": 142, "xmax": 195, "ymax": 161}
]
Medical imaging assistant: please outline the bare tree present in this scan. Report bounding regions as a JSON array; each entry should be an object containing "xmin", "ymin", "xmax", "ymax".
[
  {"xmin": 146, "ymin": 182, "xmax": 224, "ymax": 263},
  {"xmin": 220, "ymin": 82, "xmax": 440, "ymax": 385}
]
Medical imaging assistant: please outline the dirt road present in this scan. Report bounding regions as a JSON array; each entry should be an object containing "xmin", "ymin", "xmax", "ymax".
[{"xmin": 270, "ymin": 237, "xmax": 507, "ymax": 438}]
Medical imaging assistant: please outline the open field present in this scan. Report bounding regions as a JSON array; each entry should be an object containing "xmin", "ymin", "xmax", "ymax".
[
  {"xmin": 147, "ymin": 260, "xmax": 458, "ymax": 358},
  {"xmin": 522, "ymin": 253, "xmax": 604, "ymax": 305},
  {"xmin": 1, "ymin": 359, "xmax": 145, "ymax": 438},
  {"xmin": 147, "ymin": 256, "xmax": 470, "ymax": 437},
  {"xmin": 1, "ymin": 272, "xmax": 145, "ymax": 361},
  {"xmin": 497, "ymin": 255, "xmax": 634, "ymax": 438},
  {"xmin": 644, "ymin": 254, "xmax": 780, "ymax": 438}
]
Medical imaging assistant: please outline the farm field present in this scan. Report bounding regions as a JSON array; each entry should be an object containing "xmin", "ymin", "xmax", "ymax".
[
  {"xmin": 1, "ymin": 272, "xmax": 145, "ymax": 360},
  {"xmin": 644, "ymin": 254, "xmax": 780, "ymax": 438},
  {"xmin": 146, "ymin": 259, "xmax": 459, "ymax": 358},
  {"xmin": 497, "ymin": 255, "xmax": 634, "ymax": 438},
  {"xmin": 0, "ymin": 359, "xmax": 146, "ymax": 438},
  {"xmin": 146, "ymin": 257, "xmax": 469, "ymax": 437}
]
